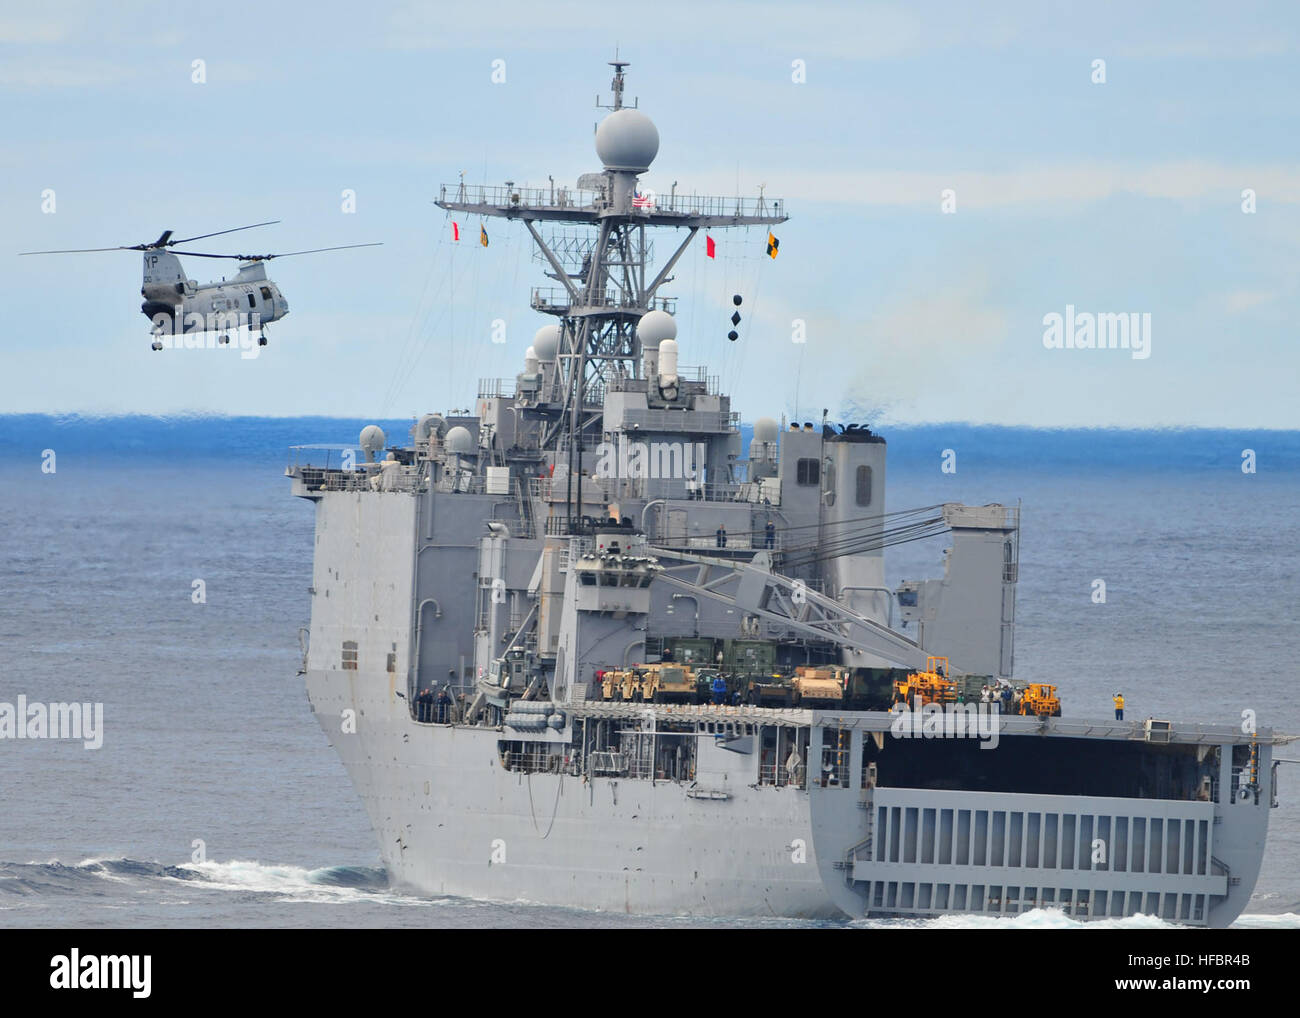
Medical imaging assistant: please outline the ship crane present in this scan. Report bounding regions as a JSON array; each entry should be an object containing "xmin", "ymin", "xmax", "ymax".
[{"xmin": 652, "ymin": 548, "xmax": 929, "ymax": 671}]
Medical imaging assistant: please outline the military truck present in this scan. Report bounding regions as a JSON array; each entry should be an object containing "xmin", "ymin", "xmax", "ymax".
[
  {"xmin": 745, "ymin": 675, "xmax": 794, "ymax": 706},
  {"xmin": 791, "ymin": 665, "xmax": 847, "ymax": 707},
  {"xmin": 644, "ymin": 663, "xmax": 699, "ymax": 704},
  {"xmin": 600, "ymin": 667, "xmax": 644, "ymax": 702}
]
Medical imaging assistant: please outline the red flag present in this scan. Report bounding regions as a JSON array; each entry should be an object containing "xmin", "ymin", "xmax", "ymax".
[
  {"xmin": 706, "ymin": 235, "xmax": 716, "ymax": 258},
  {"xmin": 452, "ymin": 221, "xmax": 460, "ymax": 241}
]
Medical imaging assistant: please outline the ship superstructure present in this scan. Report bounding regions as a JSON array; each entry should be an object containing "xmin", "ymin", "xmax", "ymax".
[{"xmin": 287, "ymin": 63, "xmax": 1279, "ymax": 925}]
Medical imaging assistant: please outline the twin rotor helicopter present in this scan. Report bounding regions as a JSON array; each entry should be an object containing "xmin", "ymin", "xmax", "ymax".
[{"xmin": 20, "ymin": 221, "xmax": 379, "ymax": 350}]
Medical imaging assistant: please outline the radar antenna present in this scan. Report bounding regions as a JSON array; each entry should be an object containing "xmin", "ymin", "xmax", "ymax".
[{"xmin": 435, "ymin": 61, "xmax": 787, "ymax": 532}]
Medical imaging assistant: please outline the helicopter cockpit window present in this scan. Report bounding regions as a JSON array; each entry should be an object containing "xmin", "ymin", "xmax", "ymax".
[{"xmin": 260, "ymin": 286, "xmax": 272, "ymax": 300}]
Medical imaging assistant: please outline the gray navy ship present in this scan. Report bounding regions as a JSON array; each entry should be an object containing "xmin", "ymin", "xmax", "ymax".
[{"xmin": 287, "ymin": 62, "xmax": 1280, "ymax": 925}]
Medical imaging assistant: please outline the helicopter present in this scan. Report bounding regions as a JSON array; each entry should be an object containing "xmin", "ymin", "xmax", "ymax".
[{"xmin": 19, "ymin": 221, "xmax": 380, "ymax": 350}]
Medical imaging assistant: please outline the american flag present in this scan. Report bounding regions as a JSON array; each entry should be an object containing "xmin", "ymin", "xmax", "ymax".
[{"xmin": 632, "ymin": 189, "xmax": 655, "ymax": 208}]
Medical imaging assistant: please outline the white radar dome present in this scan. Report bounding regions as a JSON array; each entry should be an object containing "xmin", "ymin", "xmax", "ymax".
[
  {"xmin": 445, "ymin": 426, "xmax": 475, "ymax": 455},
  {"xmin": 753, "ymin": 417, "xmax": 780, "ymax": 443},
  {"xmin": 532, "ymin": 324, "xmax": 561, "ymax": 361},
  {"xmin": 414, "ymin": 414, "xmax": 438, "ymax": 443},
  {"xmin": 359, "ymin": 425, "xmax": 386, "ymax": 459},
  {"xmin": 636, "ymin": 309, "xmax": 677, "ymax": 349},
  {"xmin": 595, "ymin": 109, "xmax": 659, "ymax": 172}
]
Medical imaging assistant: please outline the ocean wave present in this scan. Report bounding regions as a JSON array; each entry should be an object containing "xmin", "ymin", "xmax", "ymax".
[
  {"xmin": 2, "ymin": 860, "xmax": 1297, "ymax": 926},
  {"xmin": 0, "ymin": 857, "xmax": 394, "ymax": 906}
]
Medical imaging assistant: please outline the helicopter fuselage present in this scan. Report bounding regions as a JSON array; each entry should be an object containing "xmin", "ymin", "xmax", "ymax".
[{"xmin": 140, "ymin": 251, "xmax": 288, "ymax": 335}]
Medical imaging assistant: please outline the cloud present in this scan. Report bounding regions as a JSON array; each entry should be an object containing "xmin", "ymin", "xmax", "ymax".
[
  {"xmin": 0, "ymin": 57, "xmax": 139, "ymax": 88},
  {"xmin": 1221, "ymin": 289, "xmax": 1281, "ymax": 313},
  {"xmin": 0, "ymin": 13, "xmax": 74, "ymax": 44}
]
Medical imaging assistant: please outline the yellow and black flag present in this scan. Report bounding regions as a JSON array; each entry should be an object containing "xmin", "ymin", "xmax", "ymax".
[
  {"xmin": 766, "ymin": 232, "xmax": 779, "ymax": 259},
  {"xmin": 480, "ymin": 224, "xmax": 490, "ymax": 247}
]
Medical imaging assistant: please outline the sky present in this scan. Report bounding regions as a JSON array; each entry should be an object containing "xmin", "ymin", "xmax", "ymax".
[{"xmin": 1, "ymin": 0, "xmax": 1298, "ymax": 428}]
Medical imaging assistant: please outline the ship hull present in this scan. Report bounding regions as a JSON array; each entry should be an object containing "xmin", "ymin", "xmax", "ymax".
[
  {"xmin": 307, "ymin": 668, "xmax": 1270, "ymax": 926},
  {"xmin": 307, "ymin": 668, "xmax": 838, "ymax": 918}
]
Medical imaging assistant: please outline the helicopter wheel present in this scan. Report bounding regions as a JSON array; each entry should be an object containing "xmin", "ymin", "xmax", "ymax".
[
  {"xmin": 218, "ymin": 334, "xmax": 230, "ymax": 345},
  {"xmin": 257, "ymin": 334, "xmax": 268, "ymax": 347},
  {"xmin": 150, "ymin": 341, "xmax": 163, "ymax": 351}
]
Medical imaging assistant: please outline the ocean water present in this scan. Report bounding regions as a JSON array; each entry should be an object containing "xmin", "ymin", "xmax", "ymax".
[{"xmin": 0, "ymin": 416, "xmax": 1297, "ymax": 928}]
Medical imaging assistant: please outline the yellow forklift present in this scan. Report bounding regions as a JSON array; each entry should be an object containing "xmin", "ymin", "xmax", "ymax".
[
  {"xmin": 1018, "ymin": 683, "xmax": 1061, "ymax": 717},
  {"xmin": 892, "ymin": 656, "xmax": 958, "ymax": 707}
]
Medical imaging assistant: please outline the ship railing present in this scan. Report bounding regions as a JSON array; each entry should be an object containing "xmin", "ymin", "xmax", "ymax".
[
  {"xmin": 287, "ymin": 446, "xmax": 429, "ymax": 491},
  {"xmin": 606, "ymin": 365, "xmax": 709, "ymax": 392},
  {"xmin": 438, "ymin": 183, "xmax": 785, "ymax": 222},
  {"xmin": 758, "ymin": 763, "xmax": 802, "ymax": 787},
  {"xmin": 413, "ymin": 700, "xmax": 457, "ymax": 725},
  {"xmin": 535, "ymin": 477, "xmax": 766, "ymax": 507},
  {"xmin": 649, "ymin": 192, "xmax": 786, "ymax": 219},
  {"xmin": 289, "ymin": 462, "xmax": 425, "ymax": 494},
  {"xmin": 622, "ymin": 758, "xmax": 655, "ymax": 780},
  {"xmin": 589, "ymin": 750, "xmax": 628, "ymax": 777},
  {"xmin": 1046, "ymin": 717, "xmax": 1263, "ymax": 743},
  {"xmin": 440, "ymin": 182, "xmax": 604, "ymax": 210},
  {"xmin": 543, "ymin": 515, "xmax": 609, "ymax": 541},
  {"xmin": 434, "ymin": 472, "xmax": 489, "ymax": 495},
  {"xmin": 500, "ymin": 744, "xmax": 565, "ymax": 774},
  {"xmin": 530, "ymin": 475, "xmax": 620, "ymax": 504},
  {"xmin": 478, "ymin": 378, "xmax": 515, "ymax": 399},
  {"xmin": 815, "ymin": 762, "xmax": 851, "ymax": 788},
  {"xmin": 530, "ymin": 286, "xmax": 677, "ymax": 316},
  {"xmin": 619, "ymin": 408, "xmax": 739, "ymax": 433},
  {"xmin": 287, "ymin": 443, "xmax": 363, "ymax": 472}
]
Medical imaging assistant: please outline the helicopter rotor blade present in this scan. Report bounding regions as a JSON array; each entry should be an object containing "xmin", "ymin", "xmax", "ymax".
[
  {"xmin": 18, "ymin": 245, "xmax": 138, "ymax": 255},
  {"xmin": 166, "ymin": 221, "xmax": 281, "ymax": 246},
  {"xmin": 169, "ymin": 243, "xmax": 383, "ymax": 261},
  {"xmin": 258, "ymin": 243, "xmax": 385, "ymax": 260},
  {"xmin": 19, "ymin": 221, "xmax": 281, "ymax": 256}
]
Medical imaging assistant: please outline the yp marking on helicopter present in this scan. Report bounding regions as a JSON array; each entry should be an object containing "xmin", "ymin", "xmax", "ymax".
[{"xmin": 19, "ymin": 221, "xmax": 380, "ymax": 353}]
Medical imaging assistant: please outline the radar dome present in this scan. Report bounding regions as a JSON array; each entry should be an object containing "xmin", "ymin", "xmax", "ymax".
[
  {"xmin": 414, "ymin": 414, "xmax": 438, "ymax": 443},
  {"xmin": 753, "ymin": 417, "xmax": 779, "ymax": 443},
  {"xmin": 532, "ymin": 324, "xmax": 561, "ymax": 361},
  {"xmin": 359, "ymin": 425, "xmax": 386, "ymax": 460},
  {"xmin": 636, "ymin": 309, "xmax": 677, "ymax": 349},
  {"xmin": 445, "ymin": 426, "xmax": 474, "ymax": 455},
  {"xmin": 595, "ymin": 109, "xmax": 659, "ymax": 172}
]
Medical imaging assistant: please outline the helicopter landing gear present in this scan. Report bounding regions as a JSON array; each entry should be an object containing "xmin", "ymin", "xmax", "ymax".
[
  {"xmin": 218, "ymin": 333, "xmax": 230, "ymax": 345},
  {"xmin": 257, "ymin": 330, "xmax": 268, "ymax": 347},
  {"xmin": 151, "ymin": 340, "xmax": 164, "ymax": 351}
]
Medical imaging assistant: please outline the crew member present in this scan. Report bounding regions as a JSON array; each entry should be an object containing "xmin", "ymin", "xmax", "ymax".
[
  {"xmin": 435, "ymin": 685, "xmax": 452, "ymax": 724},
  {"xmin": 415, "ymin": 686, "xmax": 435, "ymax": 722},
  {"xmin": 716, "ymin": 525, "xmax": 727, "ymax": 548},
  {"xmin": 785, "ymin": 746, "xmax": 803, "ymax": 786},
  {"xmin": 764, "ymin": 520, "xmax": 776, "ymax": 549},
  {"xmin": 1113, "ymin": 691, "xmax": 1125, "ymax": 720},
  {"xmin": 711, "ymin": 675, "xmax": 727, "ymax": 705}
]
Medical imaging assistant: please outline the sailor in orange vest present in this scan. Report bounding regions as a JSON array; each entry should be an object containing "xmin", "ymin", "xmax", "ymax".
[{"xmin": 1113, "ymin": 692, "xmax": 1125, "ymax": 720}]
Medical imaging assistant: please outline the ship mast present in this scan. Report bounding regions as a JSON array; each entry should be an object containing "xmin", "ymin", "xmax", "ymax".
[{"xmin": 436, "ymin": 60, "xmax": 786, "ymax": 531}]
